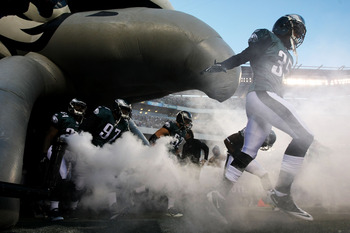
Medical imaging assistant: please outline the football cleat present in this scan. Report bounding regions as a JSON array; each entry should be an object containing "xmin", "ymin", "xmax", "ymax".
[
  {"xmin": 49, "ymin": 208, "xmax": 64, "ymax": 222},
  {"xmin": 109, "ymin": 203, "xmax": 130, "ymax": 220},
  {"xmin": 165, "ymin": 207, "xmax": 183, "ymax": 218},
  {"xmin": 269, "ymin": 190, "xmax": 313, "ymax": 221}
]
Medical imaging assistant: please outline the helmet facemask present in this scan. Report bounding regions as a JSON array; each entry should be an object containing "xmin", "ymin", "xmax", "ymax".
[
  {"xmin": 68, "ymin": 98, "xmax": 87, "ymax": 123},
  {"xmin": 113, "ymin": 99, "xmax": 132, "ymax": 124},
  {"xmin": 176, "ymin": 111, "xmax": 193, "ymax": 130},
  {"xmin": 120, "ymin": 106, "xmax": 132, "ymax": 120},
  {"xmin": 183, "ymin": 119, "xmax": 193, "ymax": 130},
  {"xmin": 287, "ymin": 14, "xmax": 306, "ymax": 64},
  {"xmin": 273, "ymin": 14, "xmax": 306, "ymax": 64}
]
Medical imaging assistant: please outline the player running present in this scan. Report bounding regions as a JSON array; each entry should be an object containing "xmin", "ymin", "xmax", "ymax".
[
  {"xmin": 203, "ymin": 14, "xmax": 314, "ymax": 221},
  {"xmin": 79, "ymin": 98, "xmax": 148, "ymax": 219},
  {"xmin": 148, "ymin": 110, "xmax": 193, "ymax": 217}
]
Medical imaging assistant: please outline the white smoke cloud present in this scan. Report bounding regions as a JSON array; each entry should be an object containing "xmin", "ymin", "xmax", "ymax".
[
  {"xmin": 64, "ymin": 90, "xmax": 350, "ymax": 230},
  {"xmin": 66, "ymin": 132, "xmax": 222, "ymax": 211}
]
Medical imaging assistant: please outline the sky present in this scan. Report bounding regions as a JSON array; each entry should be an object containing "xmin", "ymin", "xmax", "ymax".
[{"xmin": 171, "ymin": 0, "xmax": 350, "ymax": 69}]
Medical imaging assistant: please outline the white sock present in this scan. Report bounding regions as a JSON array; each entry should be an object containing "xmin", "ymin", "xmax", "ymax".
[
  {"xmin": 108, "ymin": 192, "xmax": 117, "ymax": 208},
  {"xmin": 274, "ymin": 189, "xmax": 287, "ymax": 197},
  {"xmin": 168, "ymin": 197, "xmax": 175, "ymax": 209},
  {"xmin": 50, "ymin": 201, "xmax": 59, "ymax": 210}
]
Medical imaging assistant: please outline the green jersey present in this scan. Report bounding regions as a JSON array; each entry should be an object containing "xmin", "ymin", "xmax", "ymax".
[
  {"xmin": 81, "ymin": 106, "xmax": 130, "ymax": 147},
  {"xmin": 248, "ymin": 29, "xmax": 293, "ymax": 96},
  {"xmin": 162, "ymin": 121, "xmax": 187, "ymax": 151},
  {"xmin": 51, "ymin": 111, "xmax": 80, "ymax": 136},
  {"xmin": 221, "ymin": 28, "xmax": 293, "ymax": 96}
]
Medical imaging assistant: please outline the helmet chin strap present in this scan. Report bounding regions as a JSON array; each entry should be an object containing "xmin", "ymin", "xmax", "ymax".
[
  {"xmin": 288, "ymin": 16, "xmax": 298, "ymax": 64},
  {"xmin": 290, "ymin": 36, "xmax": 298, "ymax": 64}
]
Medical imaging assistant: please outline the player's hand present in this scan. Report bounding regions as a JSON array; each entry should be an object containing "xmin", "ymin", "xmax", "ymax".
[
  {"xmin": 200, "ymin": 60, "xmax": 226, "ymax": 74},
  {"xmin": 40, "ymin": 153, "xmax": 49, "ymax": 163}
]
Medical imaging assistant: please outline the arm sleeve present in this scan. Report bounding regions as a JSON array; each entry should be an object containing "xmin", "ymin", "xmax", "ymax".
[
  {"xmin": 129, "ymin": 119, "xmax": 150, "ymax": 146},
  {"xmin": 220, "ymin": 47, "xmax": 253, "ymax": 69},
  {"xmin": 220, "ymin": 29, "xmax": 272, "ymax": 70},
  {"xmin": 148, "ymin": 133, "xmax": 159, "ymax": 145},
  {"xmin": 201, "ymin": 142, "xmax": 209, "ymax": 160}
]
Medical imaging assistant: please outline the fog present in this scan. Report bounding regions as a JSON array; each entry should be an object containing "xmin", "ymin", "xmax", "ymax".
[{"xmin": 65, "ymin": 85, "xmax": 350, "ymax": 231}]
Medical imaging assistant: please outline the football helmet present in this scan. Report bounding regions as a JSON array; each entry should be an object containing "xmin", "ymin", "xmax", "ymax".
[
  {"xmin": 212, "ymin": 145, "xmax": 221, "ymax": 157},
  {"xmin": 113, "ymin": 99, "xmax": 132, "ymax": 122},
  {"xmin": 272, "ymin": 14, "xmax": 306, "ymax": 50},
  {"xmin": 260, "ymin": 130, "xmax": 277, "ymax": 151},
  {"xmin": 68, "ymin": 98, "xmax": 87, "ymax": 122},
  {"xmin": 176, "ymin": 111, "xmax": 192, "ymax": 130}
]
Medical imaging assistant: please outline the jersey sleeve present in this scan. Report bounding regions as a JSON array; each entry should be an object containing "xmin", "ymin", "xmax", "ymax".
[
  {"xmin": 247, "ymin": 29, "xmax": 273, "ymax": 55},
  {"xmin": 162, "ymin": 121, "xmax": 172, "ymax": 131},
  {"xmin": 220, "ymin": 29, "xmax": 272, "ymax": 69},
  {"xmin": 201, "ymin": 142, "xmax": 209, "ymax": 160},
  {"xmin": 50, "ymin": 113, "xmax": 62, "ymax": 129}
]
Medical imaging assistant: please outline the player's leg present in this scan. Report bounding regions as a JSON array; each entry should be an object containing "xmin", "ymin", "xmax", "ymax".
[
  {"xmin": 253, "ymin": 91, "xmax": 314, "ymax": 220},
  {"xmin": 245, "ymin": 160, "xmax": 272, "ymax": 191},
  {"xmin": 47, "ymin": 147, "xmax": 64, "ymax": 221}
]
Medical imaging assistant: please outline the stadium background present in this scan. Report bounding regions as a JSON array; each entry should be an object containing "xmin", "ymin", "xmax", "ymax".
[{"xmin": 132, "ymin": 65, "xmax": 350, "ymax": 145}]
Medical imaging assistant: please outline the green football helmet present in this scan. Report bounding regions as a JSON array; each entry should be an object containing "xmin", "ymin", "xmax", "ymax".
[
  {"xmin": 176, "ymin": 111, "xmax": 192, "ymax": 130},
  {"xmin": 113, "ymin": 99, "xmax": 132, "ymax": 121},
  {"xmin": 272, "ymin": 14, "xmax": 306, "ymax": 50}
]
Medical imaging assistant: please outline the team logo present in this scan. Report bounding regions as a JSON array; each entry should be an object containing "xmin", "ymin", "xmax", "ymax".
[
  {"xmin": 52, "ymin": 115, "xmax": 59, "ymax": 124},
  {"xmin": 248, "ymin": 30, "xmax": 260, "ymax": 43},
  {"xmin": 93, "ymin": 108, "xmax": 100, "ymax": 115}
]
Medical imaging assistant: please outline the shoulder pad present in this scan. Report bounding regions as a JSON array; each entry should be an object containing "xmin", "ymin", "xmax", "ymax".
[
  {"xmin": 163, "ymin": 121, "xmax": 171, "ymax": 129},
  {"xmin": 248, "ymin": 28, "xmax": 271, "ymax": 44},
  {"xmin": 93, "ymin": 107, "xmax": 100, "ymax": 115},
  {"xmin": 52, "ymin": 114, "xmax": 59, "ymax": 124}
]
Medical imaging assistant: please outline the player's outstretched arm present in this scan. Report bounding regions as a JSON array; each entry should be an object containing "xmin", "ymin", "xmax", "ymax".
[{"xmin": 200, "ymin": 60, "xmax": 226, "ymax": 74}]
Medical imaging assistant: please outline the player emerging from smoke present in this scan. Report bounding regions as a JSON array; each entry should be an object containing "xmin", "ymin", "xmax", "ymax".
[
  {"xmin": 80, "ymin": 98, "xmax": 148, "ymax": 219},
  {"xmin": 208, "ymin": 145, "xmax": 226, "ymax": 168},
  {"xmin": 203, "ymin": 14, "xmax": 314, "ymax": 221},
  {"xmin": 80, "ymin": 99, "xmax": 132, "ymax": 147},
  {"xmin": 180, "ymin": 129, "xmax": 209, "ymax": 179},
  {"xmin": 148, "ymin": 110, "xmax": 193, "ymax": 217},
  {"xmin": 41, "ymin": 98, "xmax": 87, "ymax": 221},
  {"xmin": 149, "ymin": 110, "xmax": 192, "ymax": 156}
]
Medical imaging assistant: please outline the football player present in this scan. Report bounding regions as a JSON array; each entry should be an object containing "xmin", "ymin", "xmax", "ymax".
[
  {"xmin": 80, "ymin": 99, "xmax": 133, "ymax": 147},
  {"xmin": 208, "ymin": 145, "xmax": 226, "ymax": 168},
  {"xmin": 79, "ymin": 98, "xmax": 148, "ymax": 219},
  {"xmin": 203, "ymin": 14, "xmax": 314, "ymax": 221},
  {"xmin": 148, "ymin": 110, "xmax": 193, "ymax": 217},
  {"xmin": 180, "ymin": 129, "xmax": 209, "ymax": 179},
  {"xmin": 149, "ymin": 110, "xmax": 192, "ymax": 155},
  {"xmin": 181, "ymin": 129, "xmax": 209, "ymax": 165},
  {"xmin": 41, "ymin": 98, "xmax": 87, "ymax": 221}
]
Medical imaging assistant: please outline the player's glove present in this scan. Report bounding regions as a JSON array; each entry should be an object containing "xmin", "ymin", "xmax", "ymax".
[
  {"xmin": 200, "ymin": 60, "xmax": 227, "ymax": 74},
  {"xmin": 40, "ymin": 152, "xmax": 49, "ymax": 164}
]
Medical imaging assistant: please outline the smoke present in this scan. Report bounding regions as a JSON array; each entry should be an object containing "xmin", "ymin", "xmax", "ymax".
[
  {"xmin": 66, "ymin": 131, "xmax": 222, "ymax": 211},
  {"xmin": 64, "ymin": 87, "xmax": 350, "ymax": 231},
  {"xmin": 179, "ymin": 91, "xmax": 350, "ymax": 230},
  {"xmin": 185, "ymin": 88, "xmax": 350, "ymax": 211}
]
